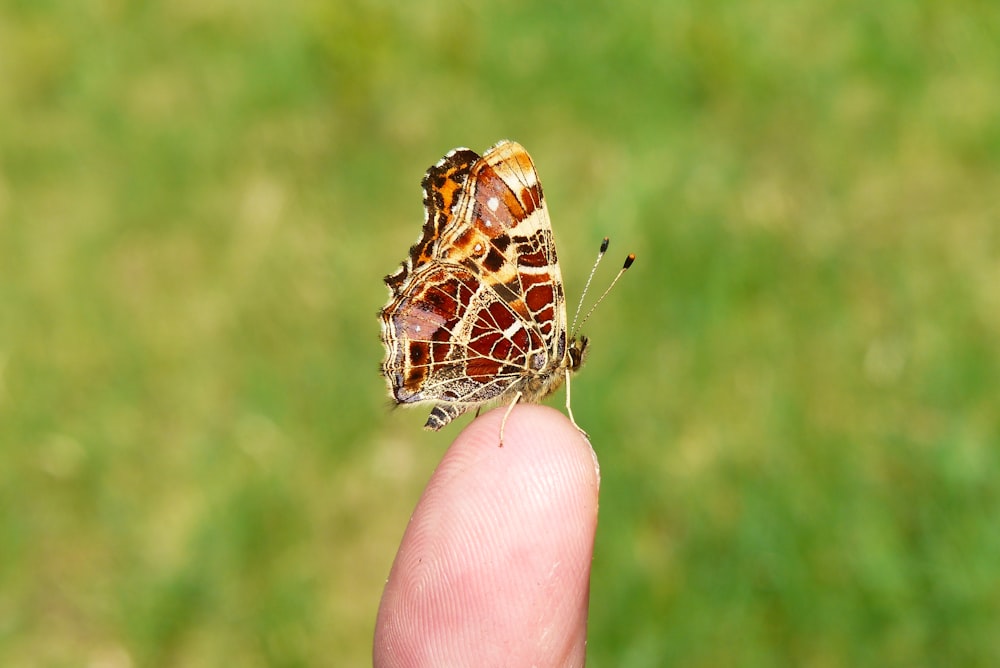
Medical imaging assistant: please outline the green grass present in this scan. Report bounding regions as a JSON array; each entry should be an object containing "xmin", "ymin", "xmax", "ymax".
[{"xmin": 2, "ymin": 1, "xmax": 999, "ymax": 665}]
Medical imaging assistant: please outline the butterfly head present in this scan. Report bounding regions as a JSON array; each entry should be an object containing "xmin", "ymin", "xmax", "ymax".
[{"xmin": 567, "ymin": 335, "xmax": 589, "ymax": 373}]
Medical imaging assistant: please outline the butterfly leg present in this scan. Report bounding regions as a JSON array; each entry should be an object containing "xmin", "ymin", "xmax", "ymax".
[
  {"xmin": 564, "ymin": 368, "xmax": 590, "ymax": 442},
  {"xmin": 498, "ymin": 391, "xmax": 523, "ymax": 448}
]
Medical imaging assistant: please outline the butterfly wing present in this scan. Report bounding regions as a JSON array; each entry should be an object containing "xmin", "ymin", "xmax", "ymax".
[
  {"xmin": 383, "ymin": 147, "xmax": 479, "ymax": 295},
  {"xmin": 380, "ymin": 141, "xmax": 569, "ymax": 430},
  {"xmin": 439, "ymin": 140, "xmax": 568, "ymax": 354}
]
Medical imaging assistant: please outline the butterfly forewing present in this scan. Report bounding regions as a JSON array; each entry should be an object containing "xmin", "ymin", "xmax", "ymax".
[{"xmin": 380, "ymin": 140, "xmax": 575, "ymax": 432}]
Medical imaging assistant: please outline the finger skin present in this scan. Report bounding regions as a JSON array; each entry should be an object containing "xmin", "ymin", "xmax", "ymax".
[{"xmin": 374, "ymin": 404, "xmax": 600, "ymax": 667}]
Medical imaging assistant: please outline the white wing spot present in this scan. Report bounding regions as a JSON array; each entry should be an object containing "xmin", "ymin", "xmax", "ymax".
[
  {"xmin": 487, "ymin": 196, "xmax": 500, "ymax": 212},
  {"xmin": 414, "ymin": 325, "xmax": 422, "ymax": 333},
  {"xmin": 502, "ymin": 320, "xmax": 523, "ymax": 340},
  {"xmin": 474, "ymin": 243, "xmax": 483, "ymax": 253}
]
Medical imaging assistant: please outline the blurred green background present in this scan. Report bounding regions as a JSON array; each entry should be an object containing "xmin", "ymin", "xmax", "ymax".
[{"xmin": 2, "ymin": 1, "xmax": 999, "ymax": 665}]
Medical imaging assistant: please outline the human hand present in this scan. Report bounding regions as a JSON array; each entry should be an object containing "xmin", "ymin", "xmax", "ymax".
[{"xmin": 373, "ymin": 404, "xmax": 600, "ymax": 667}]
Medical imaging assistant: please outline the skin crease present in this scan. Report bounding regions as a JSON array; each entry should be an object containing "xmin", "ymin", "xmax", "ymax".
[{"xmin": 373, "ymin": 404, "xmax": 600, "ymax": 667}]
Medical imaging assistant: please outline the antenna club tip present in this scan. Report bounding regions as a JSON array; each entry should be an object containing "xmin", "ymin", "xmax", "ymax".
[
  {"xmin": 600, "ymin": 237, "xmax": 610, "ymax": 252},
  {"xmin": 623, "ymin": 253, "xmax": 636, "ymax": 269}
]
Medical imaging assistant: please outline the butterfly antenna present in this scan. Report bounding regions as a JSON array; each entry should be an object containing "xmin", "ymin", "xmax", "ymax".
[
  {"xmin": 570, "ymin": 237, "xmax": 610, "ymax": 334},
  {"xmin": 573, "ymin": 251, "xmax": 635, "ymax": 336}
]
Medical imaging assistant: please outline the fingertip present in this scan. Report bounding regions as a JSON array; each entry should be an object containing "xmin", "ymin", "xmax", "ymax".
[
  {"xmin": 459, "ymin": 403, "xmax": 599, "ymax": 490},
  {"xmin": 374, "ymin": 405, "xmax": 598, "ymax": 667}
]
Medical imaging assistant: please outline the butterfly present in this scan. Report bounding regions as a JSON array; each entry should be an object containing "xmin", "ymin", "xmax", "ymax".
[{"xmin": 379, "ymin": 140, "xmax": 632, "ymax": 445}]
